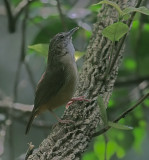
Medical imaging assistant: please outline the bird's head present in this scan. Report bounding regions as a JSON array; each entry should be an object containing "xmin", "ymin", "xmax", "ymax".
[{"xmin": 49, "ymin": 27, "xmax": 79, "ymax": 55}]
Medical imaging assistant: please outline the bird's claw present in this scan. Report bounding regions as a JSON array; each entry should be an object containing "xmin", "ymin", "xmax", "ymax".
[{"xmin": 66, "ymin": 96, "xmax": 90, "ymax": 109}]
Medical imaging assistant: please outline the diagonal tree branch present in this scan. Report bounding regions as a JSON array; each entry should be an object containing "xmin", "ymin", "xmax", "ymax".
[
  {"xmin": 93, "ymin": 92, "xmax": 149, "ymax": 137},
  {"xmin": 27, "ymin": 0, "xmax": 143, "ymax": 159},
  {"xmin": 14, "ymin": 0, "xmax": 35, "ymax": 22},
  {"xmin": 56, "ymin": 0, "xmax": 67, "ymax": 31}
]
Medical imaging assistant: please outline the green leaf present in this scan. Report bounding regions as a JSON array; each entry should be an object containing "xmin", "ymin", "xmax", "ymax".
[
  {"xmin": 144, "ymin": 98, "xmax": 149, "ymax": 107},
  {"xmin": 28, "ymin": 44, "xmax": 49, "ymax": 57},
  {"xmin": 84, "ymin": 30, "xmax": 92, "ymax": 39},
  {"xmin": 82, "ymin": 152, "xmax": 98, "ymax": 160},
  {"xmin": 124, "ymin": 58, "xmax": 137, "ymax": 71},
  {"xmin": 122, "ymin": 14, "xmax": 131, "ymax": 21},
  {"xmin": 122, "ymin": 6, "xmax": 149, "ymax": 16},
  {"xmin": 108, "ymin": 121, "xmax": 133, "ymax": 130},
  {"xmin": 94, "ymin": 137, "xmax": 106, "ymax": 160},
  {"xmin": 89, "ymin": 4, "xmax": 101, "ymax": 12},
  {"xmin": 97, "ymin": 96, "xmax": 108, "ymax": 126},
  {"xmin": 93, "ymin": 0, "xmax": 123, "ymax": 16},
  {"xmin": 102, "ymin": 22, "xmax": 129, "ymax": 42},
  {"xmin": 75, "ymin": 51, "xmax": 85, "ymax": 60},
  {"xmin": 108, "ymin": 99, "xmax": 115, "ymax": 108},
  {"xmin": 133, "ymin": 127, "xmax": 145, "ymax": 151},
  {"xmin": 107, "ymin": 140, "xmax": 125, "ymax": 159}
]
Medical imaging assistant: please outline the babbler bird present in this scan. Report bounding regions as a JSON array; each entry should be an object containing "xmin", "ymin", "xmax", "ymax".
[{"xmin": 25, "ymin": 27, "xmax": 88, "ymax": 134}]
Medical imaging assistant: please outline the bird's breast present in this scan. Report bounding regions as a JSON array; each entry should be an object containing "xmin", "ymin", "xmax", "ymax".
[
  {"xmin": 58, "ymin": 58, "xmax": 78, "ymax": 103},
  {"xmin": 45, "ymin": 55, "xmax": 78, "ymax": 110}
]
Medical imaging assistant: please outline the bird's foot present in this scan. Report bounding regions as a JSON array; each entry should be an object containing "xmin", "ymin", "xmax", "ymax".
[
  {"xmin": 66, "ymin": 96, "xmax": 90, "ymax": 109},
  {"xmin": 49, "ymin": 110, "xmax": 74, "ymax": 129}
]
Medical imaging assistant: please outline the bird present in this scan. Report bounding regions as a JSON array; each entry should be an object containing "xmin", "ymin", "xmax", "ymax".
[{"xmin": 25, "ymin": 27, "xmax": 84, "ymax": 134}]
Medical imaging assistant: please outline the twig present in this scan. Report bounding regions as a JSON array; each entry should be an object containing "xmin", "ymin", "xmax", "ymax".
[
  {"xmin": 3, "ymin": 0, "xmax": 15, "ymax": 32},
  {"xmin": 0, "ymin": 99, "xmax": 33, "ymax": 112},
  {"xmin": 8, "ymin": 2, "xmax": 29, "ymax": 159},
  {"xmin": 20, "ymin": 0, "xmax": 28, "ymax": 62},
  {"xmin": 24, "ymin": 61, "xmax": 36, "ymax": 91},
  {"xmin": 6, "ymin": 122, "xmax": 14, "ymax": 160},
  {"xmin": 102, "ymin": 41, "xmax": 115, "ymax": 81},
  {"xmin": 108, "ymin": 0, "xmax": 143, "ymax": 74},
  {"xmin": 15, "ymin": 0, "xmax": 34, "ymax": 21},
  {"xmin": 93, "ymin": 93, "xmax": 149, "ymax": 137},
  {"xmin": 99, "ymin": 0, "xmax": 143, "ymax": 91},
  {"xmin": 13, "ymin": 4, "xmax": 28, "ymax": 101},
  {"xmin": 13, "ymin": 0, "xmax": 32, "ymax": 101},
  {"xmin": 56, "ymin": 0, "xmax": 67, "ymax": 31},
  {"xmin": 3, "ymin": 0, "xmax": 35, "ymax": 32},
  {"xmin": 0, "ymin": 99, "xmax": 53, "ymax": 130},
  {"xmin": 22, "ymin": 3, "xmax": 36, "ymax": 91},
  {"xmin": 114, "ymin": 93, "xmax": 149, "ymax": 122},
  {"xmin": 13, "ymin": 62, "xmax": 22, "ymax": 102},
  {"xmin": 25, "ymin": 142, "xmax": 34, "ymax": 160}
]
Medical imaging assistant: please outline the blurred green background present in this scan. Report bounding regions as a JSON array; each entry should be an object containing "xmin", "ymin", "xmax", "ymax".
[{"xmin": 0, "ymin": 0, "xmax": 149, "ymax": 160}]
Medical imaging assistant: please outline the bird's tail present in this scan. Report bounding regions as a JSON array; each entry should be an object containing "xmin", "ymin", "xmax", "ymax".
[{"xmin": 25, "ymin": 113, "xmax": 35, "ymax": 135}]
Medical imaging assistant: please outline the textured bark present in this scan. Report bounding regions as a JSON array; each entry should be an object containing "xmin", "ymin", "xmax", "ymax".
[{"xmin": 28, "ymin": 0, "xmax": 142, "ymax": 159}]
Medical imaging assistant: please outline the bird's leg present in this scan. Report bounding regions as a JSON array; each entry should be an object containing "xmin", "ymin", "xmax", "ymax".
[
  {"xmin": 49, "ymin": 109, "xmax": 73, "ymax": 123},
  {"xmin": 66, "ymin": 96, "xmax": 90, "ymax": 109}
]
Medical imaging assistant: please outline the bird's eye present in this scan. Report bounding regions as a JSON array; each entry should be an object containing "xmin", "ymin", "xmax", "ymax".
[{"xmin": 60, "ymin": 35, "xmax": 64, "ymax": 38}]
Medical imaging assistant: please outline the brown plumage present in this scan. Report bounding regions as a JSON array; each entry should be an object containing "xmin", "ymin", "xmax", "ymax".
[{"xmin": 25, "ymin": 27, "xmax": 79, "ymax": 134}]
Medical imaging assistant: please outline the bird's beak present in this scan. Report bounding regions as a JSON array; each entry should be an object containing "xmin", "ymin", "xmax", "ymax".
[{"xmin": 66, "ymin": 27, "xmax": 79, "ymax": 37}]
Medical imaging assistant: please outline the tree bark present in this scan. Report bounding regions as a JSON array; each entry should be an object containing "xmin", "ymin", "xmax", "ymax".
[{"xmin": 27, "ymin": 0, "xmax": 142, "ymax": 159}]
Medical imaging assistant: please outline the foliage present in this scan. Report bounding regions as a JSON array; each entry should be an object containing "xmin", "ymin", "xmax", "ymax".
[
  {"xmin": 102, "ymin": 22, "xmax": 129, "ymax": 42},
  {"xmin": 97, "ymin": 95, "xmax": 133, "ymax": 131},
  {"xmin": 28, "ymin": 44, "xmax": 49, "ymax": 57},
  {"xmin": 94, "ymin": 0, "xmax": 149, "ymax": 42}
]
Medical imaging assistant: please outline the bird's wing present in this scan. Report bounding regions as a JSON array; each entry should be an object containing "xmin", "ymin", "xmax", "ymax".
[{"xmin": 33, "ymin": 66, "xmax": 66, "ymax": 110}]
